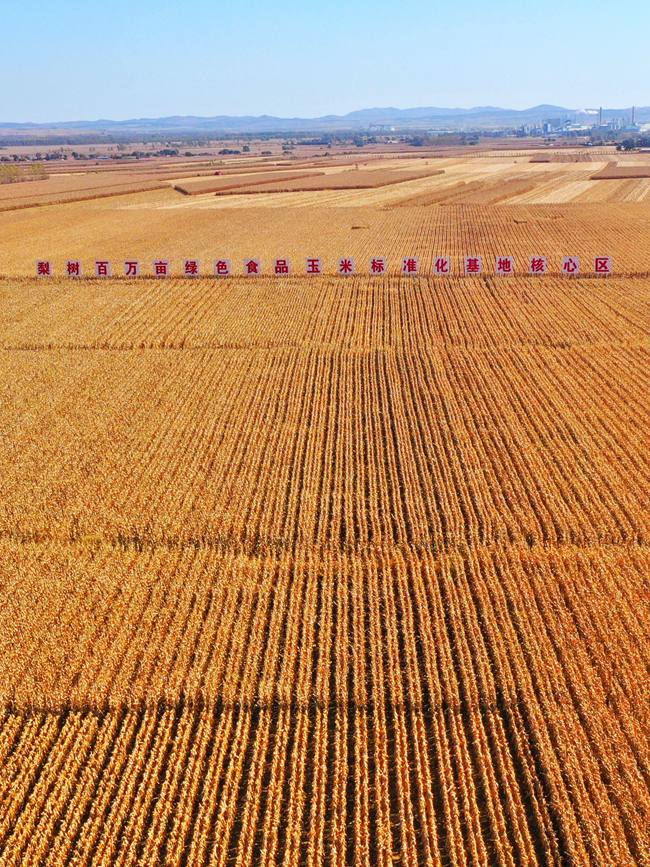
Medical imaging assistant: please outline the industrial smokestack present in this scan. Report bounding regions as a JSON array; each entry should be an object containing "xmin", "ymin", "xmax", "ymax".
[{"xmin": 599, "ymin": 106, "xmax": 602, "ymax": 126}]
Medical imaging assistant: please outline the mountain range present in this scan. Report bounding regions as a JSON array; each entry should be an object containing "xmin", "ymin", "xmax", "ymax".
[{"xmin": 1, "ymin": 105, "xmax": 647, "ymax": 134}]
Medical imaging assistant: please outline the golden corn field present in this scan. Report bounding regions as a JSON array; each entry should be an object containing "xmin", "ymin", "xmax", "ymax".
[{"xmin": 0, "ymin": 146, "xmax": 649, "ymax": 865}]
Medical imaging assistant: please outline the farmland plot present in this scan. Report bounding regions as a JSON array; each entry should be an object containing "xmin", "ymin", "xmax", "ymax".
[
  {"xmin": 0, "ymin": 149, "xmax": 649, "ymax": 866},
  {"xmin": 6, "ymin": 198, "xmax": 650, "ymax": 274}
]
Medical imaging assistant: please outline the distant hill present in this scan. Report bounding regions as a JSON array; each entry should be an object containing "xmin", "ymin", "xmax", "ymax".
[{"xmin": 1, "ymin": 105, "xmax": 647, "ymax": 135}]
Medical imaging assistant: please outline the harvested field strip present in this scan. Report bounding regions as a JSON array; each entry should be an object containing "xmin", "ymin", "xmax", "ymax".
[
  {"xmin": 0, "ymin": 173, "xmax": 163, "ymax": 203},
  {"xmin": 0, "ymin": 170, "xmax": 174, "ymax": 211},
  {"xmin": 211, "ymin": 168, "xmax": 446, "ymax": 195},
  {"xmin": 148, "ymin": 171, "xmax": 587, "ymax": 208},
  {"xmin": 530, "ymin": 153, "xmax": 594, "ymax": 163},
  {"xmin": 591, "ymin": 162, "xmax": 650, "ymax": 179},
  {"xmin": 506, "ymin": 180, "xmax": 594, "ymax": 205},
  {"xmin": 573, "ymin": 178, "xmax": 650, "ymax": 204},
  {"xmin": 386, "ymin": 175, "xmax": 546, "ymax": 207},
  {"xmin": 0, "ymin": 182, "xmax": 168, "ymax": 212},
  {"xmin": 173, "ymin": 172, "xmax": 325, "ymax": 195}
]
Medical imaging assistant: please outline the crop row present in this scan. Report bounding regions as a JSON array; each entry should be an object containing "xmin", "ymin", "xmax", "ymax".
[
  {"xmin": 0, "ymin": 341, "xmax": 647, "ymax": 556},
  {"xmin": 3, "ymin": 276, "xmax": 649, "ymax": 352},
  {"xmin": 0, "ymin": 540, "xmax": 648, "ymax": 865}
]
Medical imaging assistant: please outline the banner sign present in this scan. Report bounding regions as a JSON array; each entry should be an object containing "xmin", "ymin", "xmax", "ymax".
[{"xmin": 35, "ymin": 257, "xmax": 616, "ymax": 277}]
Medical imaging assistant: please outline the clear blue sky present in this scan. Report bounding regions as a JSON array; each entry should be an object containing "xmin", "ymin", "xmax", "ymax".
[{"xmin": 4, "ymin": 0, "xmax": 649, "ymax": 122}]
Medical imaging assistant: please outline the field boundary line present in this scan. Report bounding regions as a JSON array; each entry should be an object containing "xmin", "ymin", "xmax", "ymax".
[
  {"xmin": 0, "ymin": 691, "xmax": 607, "ymax": 720},
  {"xmin": 2, "ymin": 337, "xmax": 649, "ymax": 352},
  {"xmin": 0, "ymin": 526, "xmax": 647, "ymax": 566}
]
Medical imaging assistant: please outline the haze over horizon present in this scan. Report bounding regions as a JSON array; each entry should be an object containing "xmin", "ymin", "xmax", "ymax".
[
  {"xmin": 1, "ymin": 103, "xmax": 642, "ymax": 127},
  {"xmin": 4, "ymin": 0, "xmax": 650, "ymax": 123}
]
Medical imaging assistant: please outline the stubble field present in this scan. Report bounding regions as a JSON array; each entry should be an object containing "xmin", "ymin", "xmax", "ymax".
[{"xmin": 0, "ymin": 144, "xmax": 648, "ymax": 866}]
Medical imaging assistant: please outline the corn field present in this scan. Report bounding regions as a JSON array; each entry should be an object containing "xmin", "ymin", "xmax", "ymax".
[{"xmin": 0, "ymin": 261, "xmax": 649, "ymax": 862}]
